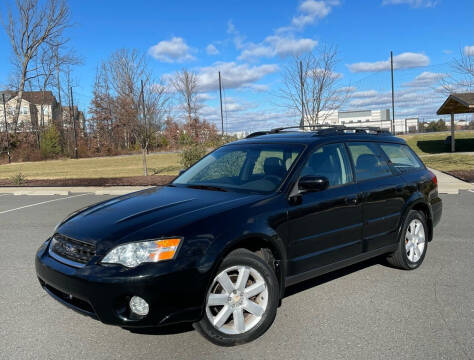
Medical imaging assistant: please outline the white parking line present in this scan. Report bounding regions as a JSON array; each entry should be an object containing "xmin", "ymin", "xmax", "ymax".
[{"xmin": 0, "ymin": 193, "xmax": 89, "ymax": 215}]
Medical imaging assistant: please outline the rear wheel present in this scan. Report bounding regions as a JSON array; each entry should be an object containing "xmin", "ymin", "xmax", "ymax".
[
  {"xmin": 387, "ymin": 210, "xmax": 428, "ymax": 270},
  {"xmin": 194, "ymin": 249, "xmax": 279, "ymax": 346}
]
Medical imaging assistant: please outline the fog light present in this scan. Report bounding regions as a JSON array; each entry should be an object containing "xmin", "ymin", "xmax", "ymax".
[{"xmin": 129, "ymin": 296, "xmax": 149, "ymax": 316}]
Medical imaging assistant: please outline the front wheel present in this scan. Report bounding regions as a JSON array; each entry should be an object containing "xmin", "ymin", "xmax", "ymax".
[
  {"xmin": 193, "ymin": 249, "xmax": 279, "ymax": 346},
  {"xmin": 387, "ymin": 210, "xmax": 428, "ymax": 270}
]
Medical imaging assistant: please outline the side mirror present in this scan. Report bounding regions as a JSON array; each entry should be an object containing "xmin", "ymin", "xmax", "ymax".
[{"xmin": 298, "ymin": 175, "xmax": 329, "ymax": 193}]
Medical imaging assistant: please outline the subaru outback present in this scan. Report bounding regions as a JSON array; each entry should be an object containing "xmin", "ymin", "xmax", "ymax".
[{"xmin": 35, "ymin": 126, "xmax": 442, "ymax": 346}]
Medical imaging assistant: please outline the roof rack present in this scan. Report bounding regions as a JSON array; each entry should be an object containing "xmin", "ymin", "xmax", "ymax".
[{"xmin": 246, "ymin": 125, "xmax": 392, "ymax": 138}]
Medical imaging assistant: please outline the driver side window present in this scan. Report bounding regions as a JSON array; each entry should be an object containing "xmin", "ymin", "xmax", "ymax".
[{"xmin": 301, "ymin": 143, "xmax": 353, "ymax": 188}]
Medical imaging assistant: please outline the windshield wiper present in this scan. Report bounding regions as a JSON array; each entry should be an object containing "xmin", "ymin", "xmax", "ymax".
[{"xmin": 186, "ymin": 184, "xmax": 228, "ymax": 192}]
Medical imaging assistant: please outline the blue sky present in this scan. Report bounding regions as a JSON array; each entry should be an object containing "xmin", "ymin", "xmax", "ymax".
[{"xmin": 0, "ymin": 0, "xmax": 472, "ymax": 132}]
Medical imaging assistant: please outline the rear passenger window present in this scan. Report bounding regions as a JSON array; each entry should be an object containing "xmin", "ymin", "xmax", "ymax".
[
  {"xmin": 380, "ymin": 144, "xmax": 423, "ymax": 172},
  {"xmin": 301, "ymin": 143, "xmax": 353, "ymax": 187},
  {"xmin": 347, "ymin": 142, "xmax": 392, "ymax": 181}
]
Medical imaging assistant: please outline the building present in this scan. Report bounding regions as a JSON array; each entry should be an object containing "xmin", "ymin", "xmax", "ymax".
[
  {"xmin": 0, "ymin": 90, "xmax": 60, "ymax": 131},
  {"xmin": 304, "ymin": 108, "xmax": 419, "ymax": 134},
  {"xmin": 62, "ymin": 105, "xmax": 86, "ymax": 132}
]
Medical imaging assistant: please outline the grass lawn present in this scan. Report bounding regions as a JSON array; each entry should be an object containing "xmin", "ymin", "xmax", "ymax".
[
  {"xmin": 1, "ymin": 131, "xmax": 474, "ymax": 182},
  {"xmin": 420, "ymin": 154, "xmax": 474, "ymax": 172},
  {"xmin": 399, "ymin": 130, "xmax": 474, "ymax": 155},
  {"xmin": 0, "ymin": 153, "xmax": 181, "ymax": 180}
]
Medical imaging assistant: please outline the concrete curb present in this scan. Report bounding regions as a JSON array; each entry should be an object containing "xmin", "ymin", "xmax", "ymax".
[
  {"xmin": 428, "ymin": 168, "xmax": 474, "ymax": 195},
  {"xmin": 0, "ymin": 186, "xmax": 152, "ymax": 196}
]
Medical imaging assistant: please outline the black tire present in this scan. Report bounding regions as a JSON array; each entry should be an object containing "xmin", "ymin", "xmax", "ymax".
[
  {"xmin": 193, "ymin": 248, "xmax": 279, "ymax": 346},
  {"xmin": 387, "ymin": 210, "xmax": 428, "ymax": 270}
]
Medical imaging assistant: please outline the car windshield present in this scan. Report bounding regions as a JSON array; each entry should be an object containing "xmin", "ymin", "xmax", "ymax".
[{"xmin": 172, "ymin": 143, "xmax": 304, "ymax": 193}]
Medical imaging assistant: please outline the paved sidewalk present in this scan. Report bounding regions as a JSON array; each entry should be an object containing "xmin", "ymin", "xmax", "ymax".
[
  {"xmin": 429, "ymin": 168, "xmax": 473, "ymax": 194},
  {"xmin": 0, "ymin": 186, "xmax": 150, "ymax": 196}
]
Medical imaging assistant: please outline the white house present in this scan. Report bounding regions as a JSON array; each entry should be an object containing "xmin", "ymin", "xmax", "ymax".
[{"xmin": 0, "ymin": 91, "xmax": 60, "ymax": 131}]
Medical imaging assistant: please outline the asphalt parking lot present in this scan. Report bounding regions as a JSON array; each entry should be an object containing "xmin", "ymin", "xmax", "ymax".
[{"xmin": 0, "ymin": 191, "xmax": 472, "ymax": 360}]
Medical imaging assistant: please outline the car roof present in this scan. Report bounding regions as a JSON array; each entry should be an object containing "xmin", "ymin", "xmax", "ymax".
[{"xmin": 230, "ymin": 130, "xmax": 407, "ymax": 146}]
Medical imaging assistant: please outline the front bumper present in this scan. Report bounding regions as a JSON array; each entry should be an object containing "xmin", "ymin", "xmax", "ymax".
[{"xmin": 35, "ymin": 240, "xmax": 208, "ymax": 327}]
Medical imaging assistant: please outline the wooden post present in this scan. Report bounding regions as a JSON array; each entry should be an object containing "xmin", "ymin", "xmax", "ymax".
[
  {"xmin": 299, "ymin": 60, "xmax": 305, "ymax": 128},
  {"xmin": 450, "ymin": 113, "xmax": 455, "ymax": 153},
  {"xmin": 218, "ymin": 71, "xmax": 224, "ymax": 137},
  {"xmin": 390, "ymin": 51, "xmax": 395, "ymax": 134},
  {"xmin": 2, "ymin": 93, "xmax": 11, "ymax": 163},
  {"xmin": 140, "ymin": 80, "xmax": 148, "ymax": 176}
]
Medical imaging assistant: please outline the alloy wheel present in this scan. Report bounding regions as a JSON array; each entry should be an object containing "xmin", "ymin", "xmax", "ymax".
[
  {"xmin": 205, "ymin": 265, "xmax": 268, "ymax": 335},
  {"xmin": 405, "ymin": 219, "xmax": 426, "ymax": 263}
]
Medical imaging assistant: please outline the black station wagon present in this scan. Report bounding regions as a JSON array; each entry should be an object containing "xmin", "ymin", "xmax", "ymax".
[{"xmin": 36, "ymin": 126, "xmax": 442, "ymax": 346}]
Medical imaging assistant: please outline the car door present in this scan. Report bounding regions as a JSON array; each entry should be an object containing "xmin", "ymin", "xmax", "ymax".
[
  {"xmin": 286, "ymin": 143, "xmax": 364, "ymax": 277},
  {"xmin": 346, "ymin": 141, "xmax": 405, "ymax": 252}
]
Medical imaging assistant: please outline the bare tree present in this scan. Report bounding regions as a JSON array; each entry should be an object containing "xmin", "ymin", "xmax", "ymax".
[
  {"xmin": 2, "ymin": 0, "xmax": 71, "ymax": 132},
  {"xmin": 172, "ymin": 69, "xmax": 201, "ymax": 123},
  {"xmin": 440, "ymin": 48, "xmax": 474, "ymax": 94},
  {"xmin": 34, "ymin": 44, "xmax": 80, "ymax": 128},
  {"xmin": 88, "ymin": 49, "xmax": 169, "ymax": 173},
  {"xmin": 280, "ymin": 45, "xmax": 347, "ymax": 127}
]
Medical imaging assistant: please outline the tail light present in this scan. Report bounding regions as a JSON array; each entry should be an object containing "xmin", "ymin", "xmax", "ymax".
[{"xmin": 428, "ymin": 170, "xmax": 438, "ymax": 186}]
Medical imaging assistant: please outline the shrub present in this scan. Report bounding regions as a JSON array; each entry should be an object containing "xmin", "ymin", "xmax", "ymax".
[
  {"xmin": 179, "ymin": 144, "xmax": 207, "ymax": 168},
  {"xmin": 40, "ymin": 125, "xmax": 62, "ymax": 159},
  {"xmin": 9, "ymin": 172, "xmax": 27, "ymax": 185}
]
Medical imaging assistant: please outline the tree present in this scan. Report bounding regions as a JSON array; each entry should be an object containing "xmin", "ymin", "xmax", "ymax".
[
  {"xmin": 172, "ymin": 69, "xmax": 201, "ymax": 123},
  {"xmin": 280, "ymin": 45, "xmax": 347, "ymax": 127},
  {"xmin": 441, "ymin": 48, "xmax": 474, "ymax": 93},
  {"xmin": 425, "ymin": 119, "xmax": 448, "ymax": 132},
  {"xmin": 89, "ymin": 63, "xmax": 114, "ymax": 153},
  {"xmin": 88, "ymin": 49, "xmax": 169, "ymax": 172},
  {"xmin": 40, "ymin": 124, "xmax": 61, "ymax": 158},
  {"xmin": 2, "ymin": 0, "xmax": 71, "ymax": 132}
]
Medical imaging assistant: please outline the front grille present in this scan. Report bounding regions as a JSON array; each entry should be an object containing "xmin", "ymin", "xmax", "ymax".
[{"xmin": 50, "ymin": 234, "xmax": 96, "ymax": 266}]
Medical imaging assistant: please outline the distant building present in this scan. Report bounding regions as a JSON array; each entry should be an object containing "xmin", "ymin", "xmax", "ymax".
[
  {"xmin": 62, "ymin": 105, "xmax": 86, "ymax": 133},
  {"xmin": 0, "ymin": 90, "xmax": 60, "ymax": 130},
  {"xmin": 304, "ymin": 108, "xmax": 418, "ymax": 134}
]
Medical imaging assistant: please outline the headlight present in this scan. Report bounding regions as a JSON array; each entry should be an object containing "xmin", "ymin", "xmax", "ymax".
[{"xmin": 101, "ymin": 238, "xmax": 182, "ymax": 268}]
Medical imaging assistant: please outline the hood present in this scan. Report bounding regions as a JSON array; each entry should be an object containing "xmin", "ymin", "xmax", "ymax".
[{"xmin": 57, "ymin": 186, "xmax": 263, "ymax": 248}]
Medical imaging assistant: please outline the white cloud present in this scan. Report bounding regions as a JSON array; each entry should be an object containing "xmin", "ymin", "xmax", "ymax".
[
  {"xmin": 206, "ymin": 44, "xmax": 219, "ymax": 55},
  {"xmin": 464, "ymin": 45, "xmax": 474, "ymax": 56},
  {"xmin": 227, "ymin": 20, "xmax": 246, "ymax": 49},
  {"xmin": 239, "ymin": 35, "xmax": 317, "ymax": 60},
  {"xmin": 351, "ymin": 90, "xmax": 379, "ymax": 98},
  {"xmin": 382, "ymin": 0, "xmax": 438, "ymax": 8},
  {"xmin": 291, "ymin": 0, "xmax": 340, "ymax": 28},
  {"xmin": 347, "ymin": 52, "xmax": 430, "ymax": 72},
  {"xmin": 196, "ymin": 93, "xmax": 215, "ymax": 101},
  {"xmin": 242, "ymin": 84, "xmax": 270, "ymax": 92},
  {"xmin": 196, "ymin": 61, "xmax": 279, "ymax": 92},
  {"xmin": 403, "ymin": 71, "xmax": 446, "ymax": 88},
  {"xmin": 442, "ymin": 49, "xmax": 452, "ymax": 55},
  {"xmin": 148, "ymin": 37, "xmax": 195, "ymax": 63}
]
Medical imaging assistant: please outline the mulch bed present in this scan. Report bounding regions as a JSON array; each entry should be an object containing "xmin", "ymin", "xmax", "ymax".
[
  {"xmin": 444, "ymin": 170, "xmax": 474, "ymax": 183},
  {"xmin": 0, "ymin": 175, "xmax": 176, "ymax": 187}
]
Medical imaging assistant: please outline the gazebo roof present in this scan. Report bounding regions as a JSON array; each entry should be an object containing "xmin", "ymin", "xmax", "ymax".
[{"xmin": 437, "ymin": 93, "xmax": 474, "ymax": 115}]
